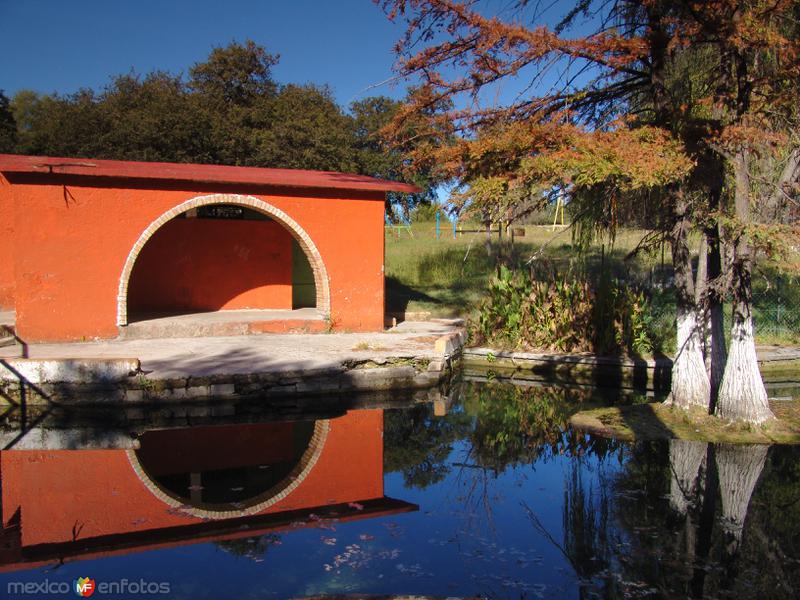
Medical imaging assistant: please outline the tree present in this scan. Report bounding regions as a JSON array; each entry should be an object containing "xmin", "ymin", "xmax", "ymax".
[
  {"xmin": 0, "ymin": 91, "xmax": 16, "ymax": 152},
  {"xmin": 351, "ymin": 95, "xmax": 437, "ymax": 217},
  {"xmin": 188, "ymin": 39, "xmax": 279, "ymax": 106},
  {"xmin": 379, "ymin": 0, "xmax": 800, "ymax": 423},
  {"xmin": 98, "ymin": 71, "xmax": 215, "ymax": 163},
  {"xmin": 252, "ymin": 83, "xmax": 356, "ymax": 171}
]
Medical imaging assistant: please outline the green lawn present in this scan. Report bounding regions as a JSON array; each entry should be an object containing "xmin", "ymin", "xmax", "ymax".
[
  {"xmin": 384, "ymin": 220, "xmax": 800, "ymax": 347},
  {"xmin": 385, "ymin": 221, "xmax": 666, "ymax": 316}
]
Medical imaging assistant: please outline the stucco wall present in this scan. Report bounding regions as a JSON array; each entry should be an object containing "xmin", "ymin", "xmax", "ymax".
[
  {"xmin": 0, "ymin": 175, "xmax": 14, "ymax": 310},
  {"xmin": 3, "ymin": 177, "xmax": 385, "ymax": 341},
  {"xmin": 127, "ymin": 218, "xmax": 293, "ymax": 315}
]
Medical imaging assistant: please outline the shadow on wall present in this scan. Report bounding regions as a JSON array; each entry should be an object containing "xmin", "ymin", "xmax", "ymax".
[{"xmin": 127, "ymin": 211, "xmax": 317, "ymax": 319}]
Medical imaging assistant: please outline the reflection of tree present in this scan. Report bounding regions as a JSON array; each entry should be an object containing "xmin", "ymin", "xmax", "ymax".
[
  {"xmin": 715, "ymin": 444, "xmax": 768, "ymax": 548},
  {"xmin": 384, "ymin": 382, "xmax": 624, "ymax": 489},
  {"xmin": 383, "ymin": 403, "xmax": 471, "ymax": 489},
  {"xmin": 669, "ymin": 439, "xmax": 707, "ymax": 515},
  {"xmin": 544, "ymin": 440, "xmax": 800, "ymax": 600},
  {"xmin": 215, "ymin": 534, "xmax": 281, "ymax": 561},
  {"xmin": 465, "ymin": 383, "xmax": 621, "ymax": 471},
  {"xmin": 524, "ymin": 459, "xmax": 619, "ymax": 599},
  {"xmin": 563, "ymin": 465, "xmax": 612, "ymax": 584}
]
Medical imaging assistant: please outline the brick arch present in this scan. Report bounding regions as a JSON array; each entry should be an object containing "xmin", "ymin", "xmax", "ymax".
[{"xmin": 117, "ymin": 193, "xmax": 330, "ymax": 326}]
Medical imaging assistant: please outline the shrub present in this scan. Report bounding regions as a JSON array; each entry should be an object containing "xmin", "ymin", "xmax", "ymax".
[{"xmin": 470, "ymin": 265, "xmax": 659, "ymax": 356}]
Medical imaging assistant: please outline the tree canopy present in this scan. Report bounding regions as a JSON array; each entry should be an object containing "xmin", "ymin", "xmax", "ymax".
[
  {"xmin": 2, "ymin": 40, "xmax": 438, "ymax": 215},
  {"xmin": 380, "ymin": 0, "xmax": 800, "ymax": 423}
]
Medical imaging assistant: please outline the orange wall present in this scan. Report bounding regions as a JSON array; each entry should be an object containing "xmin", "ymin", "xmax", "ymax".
[
  {"xmin": 0, "ymin": 409, "xmax": 384, "ymax": 548},
  {"xmin": 0, "ymin": 175, "xmax": 14, "ymax": 310},
  {"xmin": 127, "ymin": 218, "xmax": 292, "ymax": 314},
  {"xmin": 3, "ymin": 178, "xmax": 385, "ymax": 341}
]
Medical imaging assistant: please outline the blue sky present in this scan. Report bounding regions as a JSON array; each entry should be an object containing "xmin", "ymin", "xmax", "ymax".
[{"xmin": 0, "ymin": 0, "xmax": 409, "ymax": 107}]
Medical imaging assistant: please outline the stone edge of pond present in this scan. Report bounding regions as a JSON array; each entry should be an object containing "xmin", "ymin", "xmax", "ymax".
[
  {"xmin": 569, "ymin": 401, "xmax": 800, "ymax": 445},
  {"xmin": 0, "ymin": 331, "xmax": 466, "ymax": 405},
  {"xmin": 462, "ymin": 346, "xmax": 800, "ymax": 392}
]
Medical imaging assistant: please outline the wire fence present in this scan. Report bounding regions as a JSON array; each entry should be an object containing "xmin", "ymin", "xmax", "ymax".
[
  {"xmin": 754, "ymin": 302, "xmax": 800, "ymax": 338},
  {"xmin": 646, "ymin": 297, "xmax": 800, "ymax": 344}
]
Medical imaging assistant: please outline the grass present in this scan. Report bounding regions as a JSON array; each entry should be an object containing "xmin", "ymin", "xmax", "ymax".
[
  {"xmin": 384, "ymin": 219, "xmax": 800, "ymax": 348},
  {"xmin": 385, "ymin": 221, "xmax": 660, "ymax": 313}
]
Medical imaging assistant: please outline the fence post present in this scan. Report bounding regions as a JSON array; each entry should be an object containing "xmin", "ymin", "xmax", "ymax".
[{"xmin": 436, "ymin": 211, "xmax": 441, "ymax": 239}]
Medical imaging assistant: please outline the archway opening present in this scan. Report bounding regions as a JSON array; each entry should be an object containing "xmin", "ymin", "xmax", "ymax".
[{"xmin": 119, "ymin": 195, "xmax": 328, "ymax": 333}]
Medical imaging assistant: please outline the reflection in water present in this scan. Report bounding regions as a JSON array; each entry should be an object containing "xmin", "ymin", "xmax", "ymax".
[
  {"xmin": 134, "ymin": 421, "xmax": 317, "ymax": 510},
  {"xmin": 0, "ymin": 408, "xmax": 416, "ymax": 573},
  {"xmin": 0, "ymin": 381, "xmax": 797, "ymax": 599}
]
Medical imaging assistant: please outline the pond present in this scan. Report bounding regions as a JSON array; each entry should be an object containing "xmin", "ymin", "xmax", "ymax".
[{"xmin": 0, "ymin": 380, "xmax": 798, "ymax": 599}]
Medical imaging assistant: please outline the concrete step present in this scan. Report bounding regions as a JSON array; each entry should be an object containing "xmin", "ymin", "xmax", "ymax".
[{"xmin": 120, "ymin": 309, "xmax": 327, "ymax": 339}]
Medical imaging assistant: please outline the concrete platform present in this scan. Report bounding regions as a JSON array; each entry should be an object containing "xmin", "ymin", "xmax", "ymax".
[
  {"xmin": 0, "ymin": 319, "xmax": 465, "ymax": 404},
  {"xmin": 123, "ymin": 308, "xmax": 325, "ymax": 338}
]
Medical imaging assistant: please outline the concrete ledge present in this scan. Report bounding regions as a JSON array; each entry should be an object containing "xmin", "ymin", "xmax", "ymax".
[
  {"xmin": 434, "ymin": 329, "xmax": 466, "ymax": 356},
  {"xmin": 462, "ymin": 347, "xmax": 672, "ymax": 392},
  {"xmin": 465, "ymin": 347, "xmax": 670, "ymax": 368},
  {"xmin": 0, "ymin": 357, "xmax": 140, "ymax": 384},
  {"xmin": 0, "ymin": 358, "xmax": 452, "ymax": 405},
  {"xmin": 0, "ymin": 321, "xmax": 465, "ymax": 405},
  {"xmin": 463, "ymin": 346, "xmax": 800, "ymax": 393}
]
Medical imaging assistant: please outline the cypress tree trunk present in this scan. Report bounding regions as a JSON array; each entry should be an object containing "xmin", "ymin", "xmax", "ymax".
[
  {"xmin": 716, "ymin": 152, "xmax": 774, "ymax": 423},
  {"xmin": 669, "ymin": 195, "xmax": 710, "ymax": 410}
]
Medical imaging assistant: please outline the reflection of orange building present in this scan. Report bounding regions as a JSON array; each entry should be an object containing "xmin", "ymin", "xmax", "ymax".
[{"xmin": 0, "ymin": 409, "xmax": 415, "ymax": 572}]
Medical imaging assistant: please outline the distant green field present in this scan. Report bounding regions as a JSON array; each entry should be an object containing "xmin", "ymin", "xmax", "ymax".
[
  {"xmin": 384, "ymin": 220, "xmax": 800, "ymax": 347},
  {"xmin": 385, "ymin": 221, "xmax": 668, "ymax": 316}
]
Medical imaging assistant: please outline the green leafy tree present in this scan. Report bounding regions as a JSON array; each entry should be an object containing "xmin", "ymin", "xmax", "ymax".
[
  {"xmin": 98, "ymin": 71, "xmax": 215, "ymax": 163},
  {"xmin": 253, "ymin": 84, "xmax": 356, "ymax": 171},
  {"xmin": 351, "ymin": 95, "xmax": 437, "ymax": 217},
  {"xmin": 0, "ymin": 91, "xmax": 16, "ymax": 152}
]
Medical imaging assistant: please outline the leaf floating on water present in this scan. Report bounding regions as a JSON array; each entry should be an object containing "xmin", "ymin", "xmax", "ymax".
[
  {"xmin": 320, "ymin": 536, "xmax": 337, "ymax": 546},
  {"xmin": 348, "ymin": 502, "xmax": 364, "ymax": 511},
  {"xmin": 359, "ymin": 534, "xmax": 374, "ymax": 541}
]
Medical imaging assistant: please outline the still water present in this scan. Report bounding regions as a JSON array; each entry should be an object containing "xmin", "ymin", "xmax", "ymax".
[{"xmin": 0, "ymin": 381, "xmax": 797, "ymax": 599}]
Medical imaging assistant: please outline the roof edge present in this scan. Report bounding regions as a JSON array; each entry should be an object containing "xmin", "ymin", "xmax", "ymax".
[{"xmin": 0, "ymin": 154, "xmax": 423, "ymax": 194}]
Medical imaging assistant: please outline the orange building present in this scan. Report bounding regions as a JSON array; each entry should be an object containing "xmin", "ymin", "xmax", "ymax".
[
  {"xmin": 0, "ymin": 409, "xmax": 416, "ymax": 571},
  {"xmin": 0, "ymin": 154, "xmax": 418, "ymax": 342}
]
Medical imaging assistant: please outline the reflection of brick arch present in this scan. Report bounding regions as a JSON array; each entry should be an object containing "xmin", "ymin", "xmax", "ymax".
[
  {"xmin": 117, "ymin": 193, "xmax": 330, "ymax": 326},
  {"xmin": 126, "ymin": 420, "xmax": 329, "ymax": 519}
]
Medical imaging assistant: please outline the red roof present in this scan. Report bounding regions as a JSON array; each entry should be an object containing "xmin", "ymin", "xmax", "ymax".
[{"xmin": 0, "ymin": 153, "xmax": 422, "ymax": 194}]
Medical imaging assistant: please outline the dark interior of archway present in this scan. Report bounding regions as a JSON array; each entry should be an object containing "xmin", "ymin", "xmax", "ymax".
[
  {"xmin": 134, "ymin": 420, "xmax": 316, "ymax": 508},
  {"xmin": 127, "ymin": 205, "xmax": 316, "ymax": 319}
]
